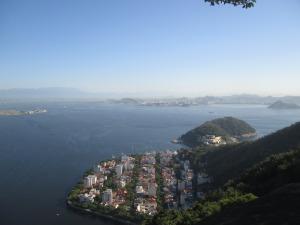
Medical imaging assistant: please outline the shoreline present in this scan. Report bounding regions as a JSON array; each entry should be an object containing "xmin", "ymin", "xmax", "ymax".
[{"xmin": 66, "ymin": 200, "xmax": 139, "ymax": 225}]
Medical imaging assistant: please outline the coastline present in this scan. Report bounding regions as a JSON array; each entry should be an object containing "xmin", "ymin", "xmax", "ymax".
[{"xmin": 66, "ymin": 200, "xmax": 139, "ymax": 225}]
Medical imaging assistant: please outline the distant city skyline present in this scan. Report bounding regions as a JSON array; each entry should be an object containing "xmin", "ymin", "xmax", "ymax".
[{"xmin": 1, "ymin": 0, "xmax": 300, "ymax": 96}]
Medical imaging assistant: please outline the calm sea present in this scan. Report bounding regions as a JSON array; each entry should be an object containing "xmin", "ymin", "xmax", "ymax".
[{"xmin": 1, "ymin": 102, "xmax": 300, "ymax": 225}]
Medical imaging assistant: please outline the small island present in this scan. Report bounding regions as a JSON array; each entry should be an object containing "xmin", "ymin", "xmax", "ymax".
[
  {"xmin": 0, "ymin": 110, "xmax": 24, "ymax": 116},
  {"xmin": 0, "ymin": 109, "xmax": 47, "ymax": 116},
  {"xmin": 179, "ymin": 117, "xmax": 256, "ymax": 147},
  {"xmin": 268, "ymin": 101, "xmax": 300, "ymax": 110}
]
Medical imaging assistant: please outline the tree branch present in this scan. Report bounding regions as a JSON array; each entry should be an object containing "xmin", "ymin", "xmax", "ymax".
[{"xmin": 205, "ymin": 0, "xmax": 256, "ymax": 8}]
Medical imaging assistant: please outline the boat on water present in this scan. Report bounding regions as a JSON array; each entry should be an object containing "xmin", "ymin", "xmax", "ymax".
[{"xmin": 171, "ymin": 139, "xmax": 182, "ymax": 144}]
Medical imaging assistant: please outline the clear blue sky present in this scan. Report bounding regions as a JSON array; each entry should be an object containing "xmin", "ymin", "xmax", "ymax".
[{"xmin": 1, "ymin": 0, "xmax": 300, "ymax": 96}]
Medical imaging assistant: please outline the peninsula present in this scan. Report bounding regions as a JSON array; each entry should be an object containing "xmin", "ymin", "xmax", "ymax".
[
  {"xmin": 67, "ymin": 122, "xmax": 300, "ymax": 225},
  {"xmin": 67, "ymin": 150, "xmax": 200, "ymax": 224}
]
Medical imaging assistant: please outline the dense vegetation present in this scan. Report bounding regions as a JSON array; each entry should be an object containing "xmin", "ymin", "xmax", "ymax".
[
  {"xmin": 146, "ymin": 122, "xmax": 300, "ymax": 225},
  {"xmin": 145, "ymin": 188, "xmax": 257, "ymax": 225},
  {"xmin": 180, "ymin": 117, "xmax": 256, "ymax": 147},
  {"xmin": 199, "ymin": 184, "xmax": 300, "ymax": 225},
  {"xmin": 201, "ymin": 122, "xmax": 300, "ymax": 186},
  {"xmin": 155, "ymin": 154, "xmax": 166, "ymax": 211},
  {"xmin": 231, "ymin": 149, "xmax": 300, "ymax": 196}
]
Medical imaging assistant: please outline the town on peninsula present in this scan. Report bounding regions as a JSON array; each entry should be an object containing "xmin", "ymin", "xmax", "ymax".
[{"xmin": 67, "ymin": 117, "xmax": 257, "ymax": 224}]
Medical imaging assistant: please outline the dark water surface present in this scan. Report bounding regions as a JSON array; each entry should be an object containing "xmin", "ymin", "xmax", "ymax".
[{"xmin": 1, "ymin": 102, "xmax": 300, "ymax": 225}]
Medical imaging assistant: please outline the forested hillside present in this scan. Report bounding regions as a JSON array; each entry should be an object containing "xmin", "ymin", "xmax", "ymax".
[
  {"xmin": 146, "ymin": 122, "xmax": 300, "ymax": 225},
  {"xmin": 180, "ymin": 117, "xmax": 256, "ymax": 147},
  {"xmin": 201, "ymin": 122, "xmax": 300, "ymax": 186}
]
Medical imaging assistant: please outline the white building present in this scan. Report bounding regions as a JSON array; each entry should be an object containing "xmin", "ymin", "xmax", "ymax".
[
  {"xmin": 89, "ymin": 188, "xmax": 100, "ymax": 196},
  {"xmin": 119, "ymin": 179, "xmax": 126, "ymax": 188},
  {"xmin": 136, "ymin": 185, "xmax": 144, "ymax": 194},
  {"xmin": 93, "ymin": 164, "xmax": 103, "ymax": 173},
  {"xmin": 147, "ymin": 157, "xmax": 156, "ymax": 165},
  {"xmin": 84, "ymin": 175, "xmax": 98, "ymax": 188},
  {"xmin": 102, "ymin": 189, "xmax": 113, "ymax": 204},
  {"xmin": 136, "ymin": 202, "xmax": 157, "ymax": 215},
  {"xmin": 121, "ymin": 155, "xmax": 129, "ymax": 162},
  {"xmin": 79, "ymin": 193, "xmax": 95, "ymax": 204},
  {"xmin": 202, "ymin": 135, "xmax": 223, "ymax": 145},
  {"xmin": 123, "ymin": 160, "xmax": 133, "ymax": 171},
  {"xmin": 115, "ymin": 164, "xmax": 123, "ymax": 177}
]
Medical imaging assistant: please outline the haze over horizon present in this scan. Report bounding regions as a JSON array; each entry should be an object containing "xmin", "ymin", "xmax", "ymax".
[
  {"xmin": 2, "ymin": 87, "xmax": 300, "ymax": 99},
  {"xmin": 1, "ymin": 0, "xmax": 300, "ymax": 96}
]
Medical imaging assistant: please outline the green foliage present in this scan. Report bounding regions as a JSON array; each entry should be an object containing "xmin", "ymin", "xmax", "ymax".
[
  {"xmin": 146, "ymin": 123, "xmax": 300, "ymax": 225},
  {"xmin": 205, "ymin": 0, "xmax": 256, "ymax": 8},
  {"xmin": 155, "ymin": 154, "xmax": 165, "ymax": 210},
  {"xmin": 83, "ymin": 168, "xmax": 94, "ymax": 177},
  {"xmin": 146, "ymin": 188, "xmax": 257, "ymax": 225},
  {"xmin": 67, "ymin": 183, "xmax": 83, "ymax": 201},
  {"xmin": 200, "ymin": 122, "xmax": 300, "ymax": 186},
  {"xmin": 125, "ymin": 155, "xmax": 141, "ymax": 211},
  {"xmin": 199, "ymin": 184, "xmax": 300, "ymax": 225},
  {"xmin": 231, "ymin": 149, "xmax": 300, "ymax": 196},
  {"xmin": 104, "ymin": 171, "xmax": 117, "ymax": 190}
]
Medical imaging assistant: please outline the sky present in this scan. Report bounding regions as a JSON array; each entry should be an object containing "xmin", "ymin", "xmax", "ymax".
[{"xmin": 0, "ymin": 0, "xmax": 300, "ymax": 97}]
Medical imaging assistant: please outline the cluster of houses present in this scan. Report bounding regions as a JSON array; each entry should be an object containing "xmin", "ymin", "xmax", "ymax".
[
  {"xmin": 201, "ymin": 135, "xmax": 225, "ymax": 146},
  {"xmin": 75, "ymin": 150, "xmax": 212, "ymax": 217},
  {"xmin": 78, "ymin": 156, "xmax": 135, "ymax": 208},
  {"xmin": 160, "ymin": 150, "xmax": 178, "ymax": 209},
  {"xmin": 134, "ymin": 152, "xmax": 158, "ymax": 215},
  {"xmin": 110, "ymin": 155, "xmax": 135, "ymax": 207}
]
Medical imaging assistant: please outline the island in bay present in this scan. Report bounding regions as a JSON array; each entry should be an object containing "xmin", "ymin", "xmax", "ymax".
[
  {"xmin": 0, "ymin": 109, "xmax": 47, "ymax": 116},
  {"xmin": 67, "ymin": 117, "xmax": 300, "ymax": 225},
  {"xmin": 268, "ymin": 100, "xmax": 300, "ymax": 110}
]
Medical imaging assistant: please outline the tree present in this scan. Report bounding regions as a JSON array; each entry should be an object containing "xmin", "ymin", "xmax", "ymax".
[{"xmin": 205, "ymin": 0, "xmax": 256, "ymax": 8}]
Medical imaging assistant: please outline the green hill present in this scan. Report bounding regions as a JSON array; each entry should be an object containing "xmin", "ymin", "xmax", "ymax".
[
  {"xmin": 148, "ymin": 182, "xmax": 300, "ymax": 225},
  {"xmin": 231, "ymin": 149, "xmax": 300, "ymax": 196},
  {"xmin": 180, "ymin": 117, "xmax": 256, "ymax": 147},
  {"xmin": 201, "ymin": 122, "xmax": 300, "ymax": 186},
  {"xmin": 146, "ymin": 122, "xmax": 300, "ymax": 225},
  {"xmin": 200, "ymin": 183, "xmax": 300, "ymax": 225}
]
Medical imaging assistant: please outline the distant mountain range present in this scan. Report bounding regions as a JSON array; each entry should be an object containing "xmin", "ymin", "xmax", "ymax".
[
  {"xmin": 0, "ymin": 88, "xmax": 90, "ymax": 99},
  {"xmin": 1, "ymin": 88, "xmax": 300, "ymax": 105},
  {"xmin": 0, "ymin": 88, "xmax": 126, "ymax": 100},
  {"xmin": 112, "ymin": 95, "xmax": 300, "ymax": 106}
]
